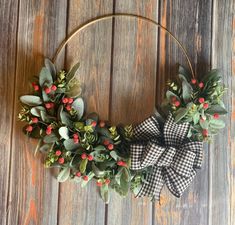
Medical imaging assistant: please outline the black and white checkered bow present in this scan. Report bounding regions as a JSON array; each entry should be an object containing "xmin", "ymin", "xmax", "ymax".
[{"xmin": 130, "ymin": 114, "xmax": 203, "ymax": 200}]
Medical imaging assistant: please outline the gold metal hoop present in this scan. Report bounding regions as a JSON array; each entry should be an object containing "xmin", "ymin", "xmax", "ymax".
[{"xmin": 52, "ymin": 13, "xmax": 195, "ymax": 78}]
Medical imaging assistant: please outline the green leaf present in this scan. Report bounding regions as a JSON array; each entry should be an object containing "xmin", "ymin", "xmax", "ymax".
[
  {"xmin": 199, "ymin": 120, "xmax": 209, "ymax": 129},
  {"xmin": 57, "ymin": 167, "xmax": 70, "ymax": 182},
  {"xmin": 20, "ymin": 95, "xmax": 42, "ymax": 106},
  {"xmin": 110, "ymin": 151, "xmax": 119, "ymax": 161},
  {"xmin": 60, "ymin": 110, "xmax": 73, "ymax": 127},
  {"xmin": 166, "ymin": 90, "xmax": 180, "ymax": 101},
  {"xmin": 43, "ymin": 133, "xmax": 59, "ymax": 143},
  {"xmin": 193, "ymin": 112, "xmax": 200, "ymax": 125},
  {"xmin": 66, "ymin": 62, "xmax": 80, "ymax": 82},
  {"xmin": 201, "ymin": 69, "xmax": 221, "ymax": 83},
  {"xmin": 100, "ymin": 184, "xmax": 110, "ymax": 204},
  {"xmin": 58, "ymin": 127, "xmax": 70, "ymax": 140},
  {"xmin": 39, "ymin": 67, "xmax": 53, "ymax": 87},
  {"xmin": 92, "ymin": 162, "xmax": 106, "ymax": 177},
  {"xmin": 30, "ymin": 106, "xmax": 46, "ymax": 117},
  {"xmin": 79, "ymin": 158, "xmax": 88, "ymax": 173},
  {"xmin": 206, "ymin": 105, "xmax": 228, "ymax": 115},
  {"xmin": 174, "ymin": 108, "xmax": 188, "ymax": 123},
  {"xmin": 72, "ymin": 98, "xmax": 84, "ymax": 120},
  {"xmin": 87, "ymin": 112, "xmax": 99, "ymax": 122},
  {"xmin": 209, "ymin": 119, "xmax": 225, "ymax": 129},
  {"xmin": 45, "ymin": 58, "xmax": 56, "ymax": 80},
  {"xmin": 178, "ymin": 64, "xmax": 191, "ymax": 81},
  {"xmin": 94, "ymin": 145, "xmax": 106, "ymax": 151},
  {"xmin": 182, "ymin": 80, "xmax": 192, "ymax": 103},
  {"xmin": 63, "ymin": 139, "xmax": 80, "ymax": 151}
]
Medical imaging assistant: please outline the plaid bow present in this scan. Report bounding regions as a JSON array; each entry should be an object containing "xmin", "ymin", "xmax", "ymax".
[{"xmin": 130, "ymin": 114, "xmax": 203, "ymax": 200}]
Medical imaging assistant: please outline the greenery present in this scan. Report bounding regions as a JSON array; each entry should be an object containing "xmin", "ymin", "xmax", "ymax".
[
  {"xmin": 18, "ymin": 60, "xmax": 227, "ymax": 203},
  {"xmin": 161, "ymin": 65, "xmax": 227, "ymax": 141},
  {"xmin": 18, "ymin": 59, "xmax": 146, "ymax": 203}
]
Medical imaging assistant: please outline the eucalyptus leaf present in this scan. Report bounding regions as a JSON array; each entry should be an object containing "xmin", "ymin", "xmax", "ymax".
[
  {"xmin": 110, "ymin": 151, "xmax": 119, "ymax": 161},
  {"xmin": 58, "ymin": 127, "xmax": 70, "ymax": 140},
  {"xmin": 100, "ymin": 184, "xmax": 110, "ymax": 204},
  {"xmin": 72, "ymin": 98, "xmax": 84, "ymax": 120},
  {"xmin": 92, "ymin": 162, "xmax": 106, "ymax": 177},
  {"xmin": 60, "ymin": 110, "xmax": 73, "ymax": 127},
  {"xmin": 39, "ymin": 67, "xmax": 53, "ymax": 87},
  {"xmin": 206, "ymin": 105, "xmax": 227, "ymax": 115},
  {"xmin": 66, "ymin": 62, "xmax": 80, "ymax": 82},
  {"xmin": 209, "ymin": 119, "xmax": 225, "ymax": 129},
  {"xmin": 174, "ymin": 108, "xmax": 188, "ymax": 123},
  {"xmin": 178, "ymin": 65, "xmax": 191, "ymax": 81},
  {"xmin": 57, "ymin": 167, "xmax": 70, "ymax": 182},
  {"xmin": 20, "ymin": 95, "xmax": 42, "ymax": 106},
  {"xmin": 182, "ymin": 80, "xmax": 192, "ymax": 103},
  {"xmin": 79, "ymin": 158, "xmax": 88, "ymax": 173},
  {"xmin": 201, "ymin": 69, "xmax": 221, "ymax": 83},
  {"xmin": 63, "ymin": 138, "xmax": 80, "ymax": 151},
  {"xmin": 45, "ymin": 58, "xmax": 56, "ymax": 80},
  {"xmin": 30, "ymin": 106, "xmax": 46, "ymax": 117},
  {"xmin": 43, "ymin": 133, "xmax": 58, "ymax": 143}
]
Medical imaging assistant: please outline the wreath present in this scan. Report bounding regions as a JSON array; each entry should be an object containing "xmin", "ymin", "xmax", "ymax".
[{"xmin": 18, "ymin": 14, "xmax": 227, "ymax": 203}]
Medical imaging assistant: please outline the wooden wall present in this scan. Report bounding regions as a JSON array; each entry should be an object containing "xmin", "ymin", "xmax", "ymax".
[{"xmin": 0, "ymin": 0, "xmax": 234, "ymax": 224}]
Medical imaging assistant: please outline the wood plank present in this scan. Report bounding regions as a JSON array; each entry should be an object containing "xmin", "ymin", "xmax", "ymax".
[
  {"xmin": 107, "ymin": 1, "xmax": 158, "ymax": 225},
  {"xmin": 0, "ymin": 1, "xmax": 19, "ymax": 225},
  {"xmin": 210, "ymin": 0, "xmax": 235, "ymax": 224},
  {"xmin": 56, "ymin": 1, "xmax": 113, "ymax": 225},
  {"xmin": 155, "ymin": 1, "xmax": 212, "ymax": 225},
  {"xmin": 7, "ymin": 1, "xmax": 67, "ymax": 225}
]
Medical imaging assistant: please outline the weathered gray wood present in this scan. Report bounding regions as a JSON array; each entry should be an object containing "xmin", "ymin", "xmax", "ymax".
[
  {"xmin": 107, "ymin": 1, "xmax": 158, "ymax": 225},
  {"xmin": 0, "ymin": 1, "xmax": 19, "ymax": 225},
  {"xmin": 155, "ymin": 1, "xmax": 212, "ymax": 225},
  {"xmin": 7, "ymin": 1, "xmax": 67, "ymax": 225},
  {"xmin": 210, "ymin": 0, "xmax": 235, "ymax": 224},
  {"xmin": 56, "ymin": 1, "xmax": 113, "ymax": 225}
]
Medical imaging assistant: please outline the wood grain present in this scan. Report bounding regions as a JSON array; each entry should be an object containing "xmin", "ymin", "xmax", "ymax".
[
  {"xmin": 210, "ymin": 0, "xmax": 235, "ymax": 224},
  {"xmin": 0, "ymin": 1, "xmax": 19, "ymax": 225},
  {"xmin": 0, "ymin": 0, "xmax": 234, "ymax": 224},
  {"xmin": 56, "ymin": 1, "xmax": 113, "ymax": 225},
  {"xmin": 7, "ymin": 1, "xmax": 67, "ymax": 225},
  {"xmin": 107, "ymin": 1, "xmax": 158, "ymax": 225},
  {"xmin": 155, "ymin": 1, "xmax": 212, "ymax": 225}
]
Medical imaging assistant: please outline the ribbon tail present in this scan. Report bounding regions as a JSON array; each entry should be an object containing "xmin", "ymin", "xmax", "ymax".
[
  {"xmin": 163, "ymin": 168, "xmax": 196, "ymax": 197},
  {"xmin": 135, "ymin": 166, "xmax": 164, "ymax": 201}
]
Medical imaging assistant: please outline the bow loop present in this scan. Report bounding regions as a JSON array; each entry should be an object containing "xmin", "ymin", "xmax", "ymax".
[{"xmin": 130, "ymin": 114, "xmax": 203, "ymax": 200}]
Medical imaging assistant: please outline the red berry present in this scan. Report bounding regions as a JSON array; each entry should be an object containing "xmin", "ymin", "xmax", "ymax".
[
  {"xmin": 32, "ymin": 117, "xmax": 38, "ymax": 123},
  {"xmin": 55, "ymin": 150, "xmax": 62, "ymax": 156},
  {"xmin": 66, "ymin": 105, "xmax": 72, "ymax": 111},
  {"xmin": 96, "ymin": 181, "xmax": 103, "ymax": 187},
  {"xmin": 76, "ymin": 172, "xmax": 81, "ymax": 177},
  {"xmin": 46, "ymin": 129, "xmax": 52, "ymax": 135},
  {"xmin": 107, "ymin": 144, "xmax": 114, "ymax": 150},
  {"xmin": 51, "ymin": 85, "xmax": 57, "ymax": 91},
  {"xmin": 26, "ymin": 125, "xmax": 33, "ymax": 132},
  {"xmin": 213, "ymin": 113, "xmax": 220, "ymax": 119},
  {"xmin": 81, "ymin": 153, "xmax": 87, "ymax": 159},
  {"xmin": 58, "ymin": 157, "xmax": 65, "ymax": 164},
  {"xmin": 73, "ymin": 133, "xmax": 79, "ymax": 139},
  {"xmin": 99, "ymin": 121, "xmax": 105, "ymax": 128},
  {"xmin": 191, "ymin": 79, "xmax": 197, "ymax": 84},
  {"xmin": 202, "ymin": 129, "xmax": 208, "ymax": 137},
  {"xmin": 45, "ymin": 103, "xmax": 52, "ymax": 109},
  {"xmin": 44, "ymin": 87, "xmax": 51, "ymax": 94},
  {"xmin": 103, "ymin": 140, "xmax": 110, "ymax": 146},
  {"xmin": 62, "ymin": 98, "xmax": 68, "ymax": 104},
  {"xmin": 174, "ymin": 101, "xmax": 180, "ymax": 107},
  {"xmin": 105, "ymin": 179, "xmax": 110, "ymax": 185},
  {"xmin": 117, "ymin": 161, "xmax": 125, "ymax": 166},
  {"xmin": 50, "ymin": 102, "xmax": 55, "ymax": 108},
  {"xmin": 199, "ymin": 82, "xmax": 204, "ymax": 88},
  {"xmin": 73, "ymin": 138, "xmax": 79, "ymax": 144},
  {"xmin": 91, "ymin": 121, "xmax": 97, "ymax": 127},
  {"xmin": 83, "ymin": 175, "xmax": 89, "ymax": 181},
  {"xmin": 198, "ymin": 98, "xmax": 205, "ymax": 104},
  {"xmin": 203, "ymin": 103, "xmax": 209, "ymax": 109},
  {"xmin": 68, "ymin": 98, "xmax": 74, "ymax": 104},
  {"xmin": 87, "ymin": 155, "xmax": 93, "ymax": 161}
]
